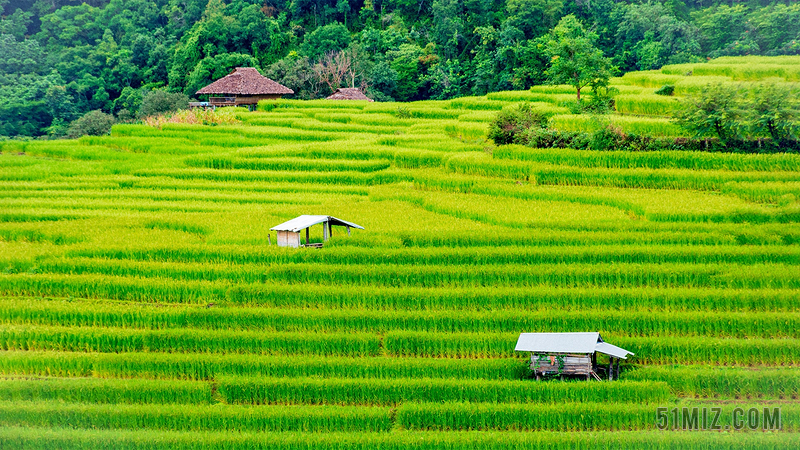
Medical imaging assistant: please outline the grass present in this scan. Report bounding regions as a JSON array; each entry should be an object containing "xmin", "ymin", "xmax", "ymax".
[
  {"xmin": 549, "ymin": 114, "xmax": 688, "ymax": 137},
  {"xmin": 0, "ymin": 55, "xmax": 799, "ymax": 447}
]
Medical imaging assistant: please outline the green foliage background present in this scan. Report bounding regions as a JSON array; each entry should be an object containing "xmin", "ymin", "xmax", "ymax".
[{"xmin": 2, "ymin": 0, "xmax": 800, "ymax": 136}]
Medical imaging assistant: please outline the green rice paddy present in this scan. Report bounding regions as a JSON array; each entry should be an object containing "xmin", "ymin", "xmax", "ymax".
[{"xmin": 1, "ymin": 56, "xmax": 799, "ymax": 448}]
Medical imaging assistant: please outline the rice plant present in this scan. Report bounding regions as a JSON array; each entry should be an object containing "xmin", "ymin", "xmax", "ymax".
[{"xmin": 2, "ymin": 60, "xmax": 800, "ymax": 444}]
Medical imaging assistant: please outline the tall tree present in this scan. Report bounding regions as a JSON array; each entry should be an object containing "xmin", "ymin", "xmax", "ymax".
[
  {"xmin": 506, "ymin": 0, "xmax": 564, "ymax": 40},
  {"xmin": 748, "ymin": 82, "xmax": 799, "ymax": 142},
  {"xmin": 543, "ymin": 14, "xmax": 614, "ymax": 101},
  {"xmin": 675, "ymin": 83, "xmax": 743, "ymax": 145}
]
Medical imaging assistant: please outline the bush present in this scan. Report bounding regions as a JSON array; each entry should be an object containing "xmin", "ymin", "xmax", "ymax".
[
  {"xmin": 395, "ymin": 106, "xmax": 411, "ymax": 119},
  {"xmin": 589, "ymin": 124, "xmax": 626, "ymax": 150},
  {"xmin": 655, "ymin": 85, "xmax": 675, "ymax": 96},
  {"xmin": 488, "ymin": 103, "xmax": 550, "ymax": 145},
  {"xmin": 66, "ymin": 110, "xmax": 115, "ymax": 138},
  {"xmin": 138, "ymin": 90, "xmax": 190, "ymax": 119},
  {"xmin": 517, "ymin": 127, "xmax": 591, "ymax": 149}
]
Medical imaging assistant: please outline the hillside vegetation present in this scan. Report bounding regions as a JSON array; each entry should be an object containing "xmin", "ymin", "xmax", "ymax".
[
  {"xmin": 4, "ymin": 0, "xmax": 800, "ymax": 136},
  {"xmin": 1, "ymin": 59, "xmax": 800, "ymax": 448}
]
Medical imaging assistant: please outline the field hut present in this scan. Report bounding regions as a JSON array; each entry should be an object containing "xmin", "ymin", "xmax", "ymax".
[
  {"xmin": 195, "ymin": 67, "xmax": 293, "ymax": 109},
  {"xmin": 270, "ymin": 215, "xmax": 364, "ymax": 248},
  {"xmin": 326, "ymin": 88, "xmax": 373, "ymax": 101},
  {"xmin": 515, "ymin": 332, "xmax": 634, "ymax": 381}
]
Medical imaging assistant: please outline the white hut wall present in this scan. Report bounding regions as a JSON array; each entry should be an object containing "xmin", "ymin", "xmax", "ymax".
[{"xmin": 277, "ymin": 230, "xmax": 301, "ymax": 248}]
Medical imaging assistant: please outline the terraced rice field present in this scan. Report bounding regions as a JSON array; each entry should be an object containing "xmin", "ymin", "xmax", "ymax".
[{"xmin": 2, "ymin": 60, "xmax": 800, "ymax": 448}]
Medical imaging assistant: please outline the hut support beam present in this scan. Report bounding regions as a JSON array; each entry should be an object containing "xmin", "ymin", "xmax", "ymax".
[{"xmin": 306, "ymin": 228, "xmax": 310, "ymax": 245}]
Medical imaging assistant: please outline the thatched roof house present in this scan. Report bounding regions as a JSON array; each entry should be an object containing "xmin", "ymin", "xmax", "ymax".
[
  {"xmin": 195, "ymin": 67, "xmax": 293, "ymax": 107},
  {"xmin": 326, "ymin": 88, "xmax": 373, "ymax": 101}
]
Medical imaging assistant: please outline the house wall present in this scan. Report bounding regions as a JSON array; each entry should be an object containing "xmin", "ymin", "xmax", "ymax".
[
  {"xmin": 277, "ymin": 230, "xmax": 300, "ymax": 248},
  {"xmin": 530, "ymin": 353, "xmax": 592, "ymax": 376}
]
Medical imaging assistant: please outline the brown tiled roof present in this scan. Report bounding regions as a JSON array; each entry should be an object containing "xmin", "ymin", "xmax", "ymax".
[
  {"xmin": 326, "ymin": 88, "xmax": 373, "ymax": 101},
  {"xmin": 196, "ymin": 67, "xmax": 294, "ymax": 95}
]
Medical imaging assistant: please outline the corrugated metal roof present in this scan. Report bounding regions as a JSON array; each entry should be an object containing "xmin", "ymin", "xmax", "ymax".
[
  {"xmin": 515, "ymin": 332, "xmax": 634, "ymax": 359},
  {"xmin": 595, "ymin": 342, "xmax": 635, "ymax": 359},
  {"xmin": 515, "ymin": 332, "xmax": 600, "ymax": 353},
  {"xmin": 270, "ymin": 215, "xmax": 364, "ymax": 232}
]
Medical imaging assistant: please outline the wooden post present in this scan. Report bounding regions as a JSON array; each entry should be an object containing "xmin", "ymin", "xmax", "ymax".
[
  {"xmin": 608, "ymin": 357, "xmax": 614, "ymax": 381},
  {"xmin": 615, "ymin": 358, "xmax": 620, "ymax": 381},
  {"xmin": 347, "ymin": 226, "xmax": 351, "ymax": 236},
  {"xmin": 323, "ymin": 221, "xmax": 329, "ymax": 241},
  {"xmin": 268, "ymin": 233, "xmax": 271, "ymax": 246},
  {"xmin": 306, "ymin": 228, "xmax": 310, "ymax": 245}
]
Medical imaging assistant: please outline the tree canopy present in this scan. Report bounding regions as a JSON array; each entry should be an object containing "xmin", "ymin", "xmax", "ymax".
[
  {"xmin": 2, "ymin": 0, "xmax": 800, "ymax": 137},
  {"xmin": 544, "ymin": 15, "xmax": 614, "ymax": 101}
]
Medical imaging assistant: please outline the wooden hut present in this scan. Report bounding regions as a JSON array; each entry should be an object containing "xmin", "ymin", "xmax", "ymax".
[
  {"xmin": 195, "ymin": 67, "xmax": 293, "ymax": 109},
  {"xmin": 326, "ymin": 88, "xmax": 373, "ymax": 102},
  {"xmin": 270, "ymin": 215, "xmax": 364, "ymax": 248},
  {"xmin": 515, "ymin": 332, "xmax": 634, "ymax": 381}
]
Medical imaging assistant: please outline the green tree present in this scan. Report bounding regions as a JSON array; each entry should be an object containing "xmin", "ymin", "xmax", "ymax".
[
  {"xmin": 113, "ymin": 86, "xmax": 142, "ymax": 117},
  {"xmin": 675, "ymin": 83, "xmax": 743, "ymax": 145},
  {"xmin": 432, "ymin": 0, "xmax": 464, "ymax": 61},
  {"xmin": 387, "ymin": 43, "xmax": 424, "ymax": 101},
  {"xmin": 613, "ymin": 2, "xmax": 701, "ymax": 71},
  {"xmin": 506, "ymin": 0, "xmax": 564, "ymax": 40},
  {"xmin": 184, "ymin": 52, "xmax": 259, "ymax": 96},
  {"xmin": 0, "ymin": 7, "xmax": 33, "ymax": 40},
  {"xmin": 544, "ymin": 15, "xmax": 614, "ymax": 102},
  {"xmin": 748, "ymin": 82, "xmax": 799, "ymax": 142},
  {"xmin": 366, "ymin": 59, "xmax": 397, "ymax": 101},
  {"xmin": 302, "ymin": 22, "xmax": 351, "ymax": 60},
  {"xmin": 45, "ymin": 85, "xmax": 75, "ymax": 122}
]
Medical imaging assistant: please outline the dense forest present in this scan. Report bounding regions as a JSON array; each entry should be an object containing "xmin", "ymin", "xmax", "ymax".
[{"xmin": 2, "ymin": 0, "xmax": 800, "ymax": 137}]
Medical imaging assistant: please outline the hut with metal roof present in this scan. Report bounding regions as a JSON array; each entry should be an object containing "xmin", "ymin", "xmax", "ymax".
[
  {"xmin": 515, "ymin": 332, "xmax": 634, "ymax": 381},
  {"xmin": 270, "ymin": 215, "xmax": 364, "ymax": 248},
  {"xmin": 195, "ymin": 67, "xmax": 294, "ymax": 109},
  {"xmin": 326, "ymin": 88, "xmax": 373, "ymax": 102}
]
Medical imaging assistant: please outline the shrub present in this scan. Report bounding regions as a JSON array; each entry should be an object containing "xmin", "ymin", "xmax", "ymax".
[
  {"xmin": 487, "ymin": 103, "xmax": 550, "ymax": 145},
  {"xmin": 66, "ymin": 110, "xmax": 115, "ymax": 139},
  {"xmin": 655, "ymin": 85, "xmax": 675, "ymax": 96},
  {"xmin": 589, "ymin": 124, "xmax": 627, "ymax": 150},
  {"xmin": 138, "ymin": 90, "xmax": 190, "ymax": 119}
]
